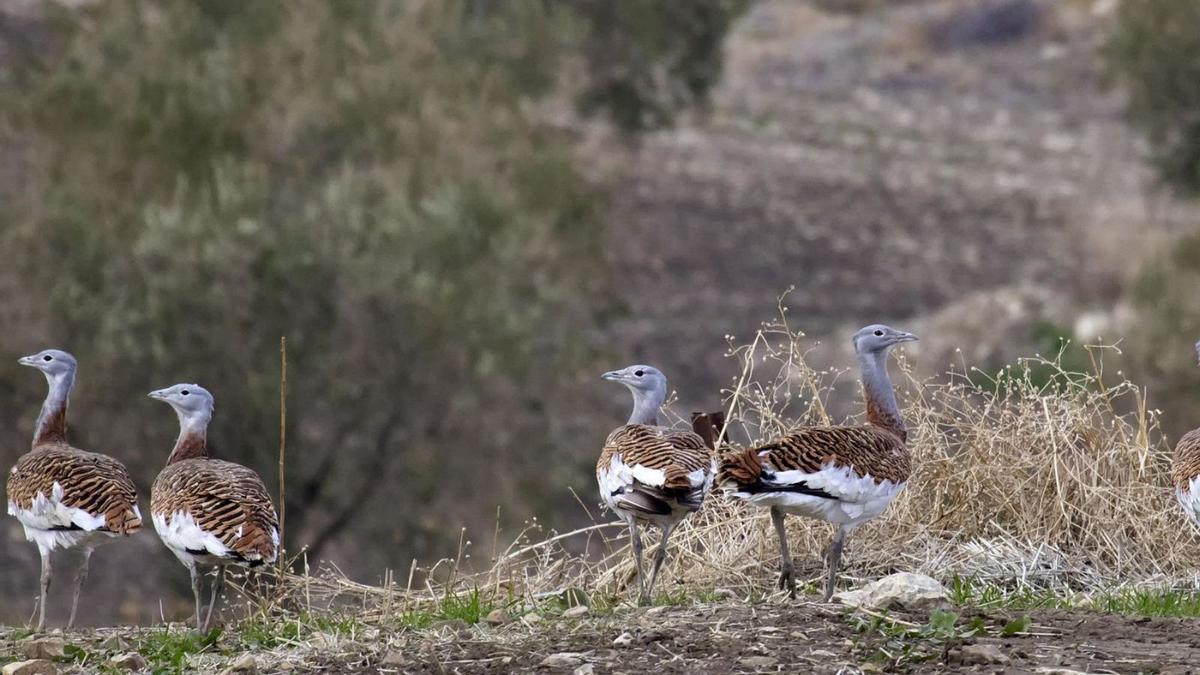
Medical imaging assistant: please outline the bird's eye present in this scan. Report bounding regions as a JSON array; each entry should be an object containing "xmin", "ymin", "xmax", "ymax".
[
  {"xmin": 635, "ymin": 370, "xmax": 644, "ymax": 377},
  {"xmin": 42, "ymin": 355, "xmax": 52, "ymax": 361},
  {"xmin": 181, "ymin": 390, "xmax": 190, "ymax": 396},
  {"xmin": 873, "ymin": 330, "xmax": 884, "ymax": 337}
]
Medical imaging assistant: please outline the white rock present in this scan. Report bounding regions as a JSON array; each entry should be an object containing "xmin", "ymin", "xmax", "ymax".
[
  {"xmin": 612, "ymin": 632, "xmax": 634, "ymax": 647},
  {"xmin": 562, "ymin": 605, "xmax": 589, "ymax": 619},
  {"xmin": 573, "ymin": 665, "xmax": 595, "ymax": 675},
  {"xmin": 20, "ymin": 639, "xmax": 64, "ymax": 661},
  {"xmin": 107, "ymin": 652, "xmax": 147, "ymax": 671},
  {"xmin": 835, "ymin": 572, "xmax": 949, "ymax": 610},
  {"xmin": 956, "ymin": 643, "xmax": 1009, "ymax": 665},
  {"xmin": 2, "ymin": 661, "xmax": 58, "ymax": 675},
  {"xmin": 540, "ymin": 653, "xmax": 585, "ymax": 668},
  {"xmin": 219, "ymin": 653, "xmax": 257, "ymax": 674},
  {"xmin": 484, "ymin": 608, "xmax": 509, "ymax": 625}
]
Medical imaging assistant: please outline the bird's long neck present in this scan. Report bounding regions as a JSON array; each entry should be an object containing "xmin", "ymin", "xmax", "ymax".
[
  {"xmin": 167, "ymin": 409, "xmax": 211, "ymax": 465},
  {"xmin": 32, "ymin": 371, "xmax": 74, "ymax": 447},
  {"xmin": 858, "ymin": 350, "xmax": 907, "ymax": 442},
  {"xmin": 628, "ymin": 384, "xmax": 667, "ymax": 426}
]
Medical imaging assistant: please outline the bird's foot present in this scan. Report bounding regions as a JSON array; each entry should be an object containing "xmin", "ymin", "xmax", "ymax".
[{"xmin": 777, "ymin": 568, "xmax": 796, "ymax": 598}]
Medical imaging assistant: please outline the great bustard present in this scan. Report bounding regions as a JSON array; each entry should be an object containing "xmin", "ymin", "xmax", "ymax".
[
  {"xmin": 5, "ymin": 349, "xmax": 142, "ymax": 629},
  {"xmin": 717, "ymin": 325, "xmax": 916, "ymax": 601},
  {"xmin": 148, "ymin": 384, "xmax": 278, "ymax": 631},
  {"xmin": 1172, "ymin": 341, "xmax": 1200, "ymax": 532},
  {"xmin": 597, "ymin": 365, "xmax": 716, "ymax": 604}
]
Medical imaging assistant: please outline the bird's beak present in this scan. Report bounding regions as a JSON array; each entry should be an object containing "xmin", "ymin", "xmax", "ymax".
[
  {"xmin": 17, "ymin": 355, "xmax": 37, "ymax": 367},
  {"xmin": 147, "ymin": 389, "xmax": 168, "ymax": 401},
  {"xmin": 895, "ymin": 332, "xmax": 919, "ymax": 344},
  {"xmin": 601, "ymin": 370, "xmax": 622, "ymax": 382}
]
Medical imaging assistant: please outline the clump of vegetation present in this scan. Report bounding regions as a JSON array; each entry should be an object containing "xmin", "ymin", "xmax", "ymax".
[
  {"xmin": 849, "ymin": 609, "xmax": 1030, "ymax": 669},
  {"xmin": 259, "ymin": 304, "xmax": 1188, "ymax": 630}
]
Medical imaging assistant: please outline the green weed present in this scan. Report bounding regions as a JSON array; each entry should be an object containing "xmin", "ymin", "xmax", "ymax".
[{"xmin": 134, "ymin": 626, "xmax": 221, "ymax": 675}]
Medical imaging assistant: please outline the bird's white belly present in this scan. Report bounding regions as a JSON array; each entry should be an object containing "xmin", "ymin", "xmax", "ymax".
[
  {"xmin": 1176, "ymin": 478, "xmax": 1200, "ymax": 529},
  {"xmin": 733, "ymin": 463, "xmax": 905, "ymax": 527},
  {"xmin": 6, "ymin": 482, "xmax": 130, "ymax": 554}
]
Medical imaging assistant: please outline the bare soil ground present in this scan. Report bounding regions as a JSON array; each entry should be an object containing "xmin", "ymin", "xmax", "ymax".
[
  {"xmin": 375, "ymin": 604, "xmax": 1200, "ymax": 674},
  {"xmin": 6, "ymin": 600, "xmax": 1200, "ymax": 674}
]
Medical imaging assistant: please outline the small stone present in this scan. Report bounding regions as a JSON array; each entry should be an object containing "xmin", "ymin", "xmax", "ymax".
[
  {"xmin": 572, "ymin": 665, "xmax": 595, "ymax": 675},
  {"xmin": 2, "ymin": 661, "xmax": 58, "ymax": 675},
  {"xmin": 98, "ymin": 636, "xmax": 128, "ymax": 651},
  {"xmin": 380, "ymin": 651, "xmax": 405, "ymax": 667},
  {"xmin": 562, "ymin": 605, "xmax": 589, "ymax": 619},
  {"xmin": 540, "ymin": 653, "xmax": 585, "ymax": 668},
  {"xmin": 484, "ymin": 608, "xmax": 509, "ymax": 625},
  {"xmin": 20, "ymin": 639, "xmax": 65, "ymax": 661},
  {"xmin": 644, "ymin": 606, "xmax": 667, "ymax": 617},
  {"xmin": 835, "ymin": 572, "xmax": 949, "ymax": 610},
  {"xmin": 612, "ymin": 632, "xmax": 634, "ymax": 647},
  {"xmin": 955, "ymin": 643, "xmax": 1010, "ymax": 665},
  {"xmin": 521, "ymin": 612, "xmax": 541, "ymax": 624},
  {"xmin": 429, "ymin": 619, "xmax": 468, "ymax": 633},
  {"xmin": 712, "ymin": 588, "xmax": 737, "ymax": 600},
  {"xmin": 739, "ymin": 655, "xmax": 777, "ymax": 669},
  {"xmin": 220, "ymin": 653, "xmax": 257, "ymax": 674},
  {"xmin": 310, "ymin": 631, "xmax": 339, "ymax": 649},
  {"xmin": 107, "ymin": 653, "xmax": 146, "ymax": 671}
]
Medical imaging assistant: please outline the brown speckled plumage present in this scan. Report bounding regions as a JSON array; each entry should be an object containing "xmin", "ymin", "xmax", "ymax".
[
  {"xmin": 1172, "ymin": 429, "xmax": 1200, "ymax": 491},
  {"xmin": 599, "ymin": 425, "xmax": 713, "ymax": 491},
  {"xmin": 152, "ymin": 455, "xmax": 278, "ymax": 565},
  {"xmin": 718, "ymin": 425, "xmax": 910, "ymax": 491},
  {"xmin": 7, "ymin": 442, "xmax": 142, "ymax": 534}
]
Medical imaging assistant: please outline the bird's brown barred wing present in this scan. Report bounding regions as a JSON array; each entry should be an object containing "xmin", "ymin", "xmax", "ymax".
[
  {"xmin": 152, "ymin": 459, "xmax": 278, "ymax": 564},
  {"xmin": 597, "ymin": 424, "xmax": 716, "ymax": 516},
  {"xmin": 6, "ymin": 444, "xmax": 142, "ymax": 534},
  {"xmin": 1172, "ymin": 429, "xmax": 1200, "ymax": 490},
  {"xmin": 718, "ymin": 425, "xmax": 910, "ymax": 497}
]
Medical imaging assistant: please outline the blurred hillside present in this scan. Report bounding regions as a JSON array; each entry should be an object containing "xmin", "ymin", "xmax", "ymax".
[{"xmin": 1, "ymin": 0, "xmax": 1199, "ymax": 626}]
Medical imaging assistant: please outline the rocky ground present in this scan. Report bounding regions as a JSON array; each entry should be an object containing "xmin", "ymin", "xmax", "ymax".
[{"xmin": 4, "ymin": 600, "xmax": 1200, "ymax": 674}]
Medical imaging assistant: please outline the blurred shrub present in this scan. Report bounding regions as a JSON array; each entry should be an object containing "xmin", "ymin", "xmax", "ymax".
[
  {"xmin": 1106, "ymin": 0, "xmax": 1200, "ymax": 195},
  {"xmin": 567, "ymin": 0, "xmax": 751, "ymax": 134},
  {"xmin": 0, "ymin": 0, "xmax": 743, "ymax": 585},
  {"xmin": 1128, "ymin": 233, "xmax": 1200, "ymax": 439}
]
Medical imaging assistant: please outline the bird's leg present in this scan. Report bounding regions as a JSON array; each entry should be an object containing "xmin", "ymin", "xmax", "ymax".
[
  {"xmin": 628, "ymin": 520, "xmax": 646, "ymax": 604},
  {"xmin": 643, "ymin": 523, "xmax": 676, "ymax": 605},
  {"xmin": 189, "ymin": 564, "xmax": 203, "ymax": 630},
  {"xmin": 770, "ymin": 507, "xmax": 795, "ymax": 598},
  {"xmin": 202, "ymin": 566, "xmax": 225, "ymax": 632},
  {"xmin": 67, "ymin": 545, "xmax": 93, "ymax": 630},
  {"xmin": 37, "ymin": 549, "xmax": 51, "ymax": 631},
  {"xmin": 823, "ymin": 526, "xmax": 848, "ymax": 602}
]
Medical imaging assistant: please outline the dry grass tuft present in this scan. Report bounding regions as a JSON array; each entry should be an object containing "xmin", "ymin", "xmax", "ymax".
[{"xmin": 272, "ymin": 301, "xmax": 1194, "ymax": 620}]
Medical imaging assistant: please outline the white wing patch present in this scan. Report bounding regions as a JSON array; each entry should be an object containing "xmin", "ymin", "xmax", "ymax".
[
  {"xmin": 153, "ymin": 511, "xmax": 231, "ymax": 561},
  {"xmin": 597, "ymin": 454, "xmax": 714, "ymax": 526},
  {"xmin": 730, "ymin": 461, "xmax": 906, "ymax": 527},
  {"xmin": 8, "ymin": 482, "xmax": 116, "ymax": 554}
]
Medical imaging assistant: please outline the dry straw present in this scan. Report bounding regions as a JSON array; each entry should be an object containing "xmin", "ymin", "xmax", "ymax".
[{"xmin": 278, "ymin": 305, "xmax": 1195, "ymax": 615}]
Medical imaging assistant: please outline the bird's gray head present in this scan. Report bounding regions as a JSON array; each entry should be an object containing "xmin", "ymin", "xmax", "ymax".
[
  {"xmin": 602, "ymin": 364, "xmax": 668, "ymax": 425},
  {"xmin": 149, "ymin": 383, "xmax": 215, "ymax": 424},
  {"xmin": 602, "ymin": 364, "xmax": 666, "ymax": 394},
  {"xmin": 853, "ymin": 324, "xmax": 918, "ymax": 355},
  {"xmin": 18, "ymin": 349, "xmax": 78, "ymax": 378}
]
